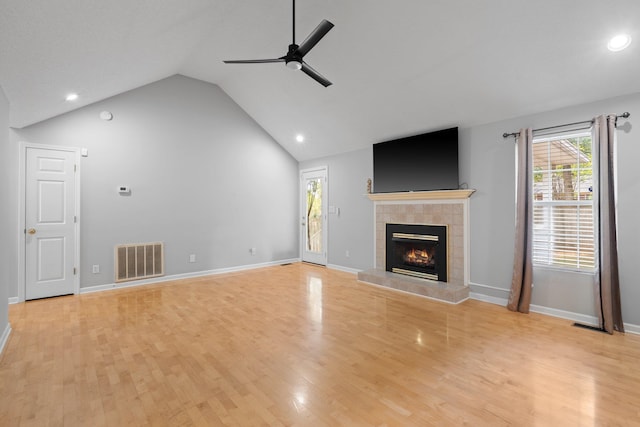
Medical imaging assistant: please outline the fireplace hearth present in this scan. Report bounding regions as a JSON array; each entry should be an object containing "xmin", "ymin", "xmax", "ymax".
[{"xmin": 386, "ymin": 223, "xmax": 447, "ymax": 282}]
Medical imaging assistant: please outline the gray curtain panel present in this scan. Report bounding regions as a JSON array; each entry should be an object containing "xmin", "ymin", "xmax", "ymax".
[
  {"xmin": 508, "ymin": 128, "xmax": 533, "ymax": 313},
  {"xmin": 593, "ymin": 115, "xmax": 624, "ymax": 334}
]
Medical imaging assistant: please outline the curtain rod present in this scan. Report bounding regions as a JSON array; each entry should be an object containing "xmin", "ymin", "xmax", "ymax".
[{"xmin": 502, "ymin": 112, "xmax": 630, "ymax": 139}]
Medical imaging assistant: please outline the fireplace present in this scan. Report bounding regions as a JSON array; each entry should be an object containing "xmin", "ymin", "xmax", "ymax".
[
  {"xmin": 358, "ymin": 190, "xmax": 473, "ymax": 303},
  {"xmin": 386, "ymin": 223, "xmax": 447, "ymax": 282}
]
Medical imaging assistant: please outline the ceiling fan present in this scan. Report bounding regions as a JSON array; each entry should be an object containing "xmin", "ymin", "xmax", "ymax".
[{"xmin": 223, "ymin": 0, "xmax": 334, "ymax": 87}]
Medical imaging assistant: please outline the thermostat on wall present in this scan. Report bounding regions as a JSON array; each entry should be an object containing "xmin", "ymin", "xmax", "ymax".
[{"xmin": 118, "ymin": 186, "xmax": 131, "ymax": 194}]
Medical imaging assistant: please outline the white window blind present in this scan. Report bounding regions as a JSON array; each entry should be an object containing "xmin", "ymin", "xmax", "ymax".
[{"xmin": 532, "ymin": 132, "xmax": 596, "ymax": 270}]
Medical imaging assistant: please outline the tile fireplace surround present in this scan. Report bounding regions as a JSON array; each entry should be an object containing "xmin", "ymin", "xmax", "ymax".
[{"xmin": 357, "ymin": 190, "xmax": 474, "ymax": 304}]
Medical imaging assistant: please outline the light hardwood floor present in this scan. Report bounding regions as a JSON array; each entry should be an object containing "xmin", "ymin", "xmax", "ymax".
[{"xmin": 2, "ymin": 263, "xmax": 640, "ymax": 426}]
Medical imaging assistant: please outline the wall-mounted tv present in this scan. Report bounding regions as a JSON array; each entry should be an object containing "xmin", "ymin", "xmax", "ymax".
[{"xmin": 373, "ymin": 127, "xmax": 459, "ymax": 193}]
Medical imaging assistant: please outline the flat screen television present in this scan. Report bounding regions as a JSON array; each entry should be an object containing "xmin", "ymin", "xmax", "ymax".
[{"xmin": 373, "ymin": 127, "xmax": 459, "ymax": 193}]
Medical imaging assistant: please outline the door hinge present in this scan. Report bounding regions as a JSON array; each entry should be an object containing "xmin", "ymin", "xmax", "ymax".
[
  {"xmin": 74, "ymin": 215, "xmax": 77, "ymax": 223},
  {"xmin": 74, "ymin": 164, "xmax": 77, "ymax": 172},
  {"xmin": 73, "ymin": 267, "xmax": 77, "ymax": 275}
]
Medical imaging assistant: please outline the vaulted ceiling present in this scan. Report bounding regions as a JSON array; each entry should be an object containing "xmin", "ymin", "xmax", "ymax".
[{"xmin": 1, "ymin": 0, "xmax": 639, "ymax": 161}]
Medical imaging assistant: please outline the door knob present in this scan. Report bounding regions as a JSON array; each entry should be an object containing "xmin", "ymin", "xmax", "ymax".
[{"xmin": 27, "ymin": 228, "xmax": 36, "ymax": 235}]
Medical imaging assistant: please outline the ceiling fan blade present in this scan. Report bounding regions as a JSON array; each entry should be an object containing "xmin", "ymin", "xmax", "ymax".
[
  {"xmin": 301, "ymin": 62, "xmax": 332, "ymax": 87},
  {"xmin": 223, "ymin": 58, "xmax": 285, "ymax": 64},
  {"xmin": 297, "ymin": 19, "xmax": 334, "ymax": 57}
]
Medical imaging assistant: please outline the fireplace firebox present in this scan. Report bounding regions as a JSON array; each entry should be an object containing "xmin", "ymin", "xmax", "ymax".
[{"xmin": 386, "ymin": 223, "xmax": 447, "ymax": 282}]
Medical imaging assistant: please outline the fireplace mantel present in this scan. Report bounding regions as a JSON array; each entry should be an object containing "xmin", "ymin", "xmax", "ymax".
[{"xmin": 367, "ymin": 189, "xmax": 475, "ymax": 202}]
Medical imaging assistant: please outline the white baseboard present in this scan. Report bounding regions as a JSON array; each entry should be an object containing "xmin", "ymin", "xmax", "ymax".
[
  {"xmin": 0, "ymin": 323, "xmax": 11, "ymax": 355},
  {"xmin": 80, "ymin": 258, "xmax": 301, "ymax": 295},
  {"xmin": 624, "ymin": 323, "xmax": 640, "ymax": 335},
  {"xmin": 468, "ymin": 281, "xmax": 510, "ymax": 295},
  {"xmin": 469, "ymin": 292, "xmax": 508, "ymax": 306},
  {"xmin": 8, "ymin": 297, "xmax": 19, "ymax": 305},
  {"xmin": 529, "ymin": 304, "xmax": 599, "ymax": 327},
  {"xmin": 469, "ymin": 286, "xmax": 640, "ymax": 335},
  {"xmin": 327, "ymin": 264, "xmax": 361, "ymax": 275}
]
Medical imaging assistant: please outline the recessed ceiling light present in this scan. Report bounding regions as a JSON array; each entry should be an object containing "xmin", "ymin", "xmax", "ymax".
[
  {"xmin": 295, "ymin": 134, "xmax": 305, "ymax": 143},
  {"xmin": 65, "ymin": 93, "xmax": 79, "ymax": 101},
  {"xmin": 607, "ymin": 34, "xmax": 631, "ymax": 52}
]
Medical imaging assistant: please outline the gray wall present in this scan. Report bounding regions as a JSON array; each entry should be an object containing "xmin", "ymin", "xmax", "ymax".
[
  {"xmin": 0, "ymin": 85, "xmax": 10, "ymax": 342},
  {"xmin": 10, "ymin": 75, "xmax": 299, "ymax": 296},
  {"xmin": 306, "ymin": 92, "xmax": 640, "ymax": 328},
  {"xmin": 460, "ymin": 91, "xmax": 640, "ymax": 327},
  {"xmin": 300, "ymin": 147, "xmax": 374, "ymax": 271}
]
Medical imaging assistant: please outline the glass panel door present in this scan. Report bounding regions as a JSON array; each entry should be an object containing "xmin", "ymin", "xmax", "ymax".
[
  {"xmin": 306, "ymin": 177, "xmax": 323, "ymax": 253},
  {"xmin": 301, "ymin": 167, "xmax": 327, "ymax": 265}
]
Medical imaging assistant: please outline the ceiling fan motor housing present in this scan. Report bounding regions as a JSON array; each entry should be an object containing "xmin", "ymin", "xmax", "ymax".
[{"xmin": 286, "ymin": 44, "xmax": 303, "ymax": 69}]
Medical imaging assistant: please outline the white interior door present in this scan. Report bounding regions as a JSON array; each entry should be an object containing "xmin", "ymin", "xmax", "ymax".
[
  {"xmin": 301, "ymin": 167, "xmax": 327, "ymax": 265},
  {"xmin": 25, "ymin": 147, "xmax": 77, "ymax": 300}
]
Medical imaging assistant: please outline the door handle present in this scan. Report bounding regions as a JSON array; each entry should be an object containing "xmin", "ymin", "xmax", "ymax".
[{"xmin": 27, "ymin": 228, "xmax": 36, "ymax": 235}]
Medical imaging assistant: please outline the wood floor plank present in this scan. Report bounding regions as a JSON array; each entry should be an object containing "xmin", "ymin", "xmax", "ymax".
[{"xmin": 2, "ymin": 263, "xmax": 640, "ymax": 426}]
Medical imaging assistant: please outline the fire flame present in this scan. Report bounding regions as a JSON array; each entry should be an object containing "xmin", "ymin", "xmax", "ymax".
[
  {"xmin": 404, "ymin": 248, "xmax": 433, "ymax": 266},
  {"xmin": 406, "ymin": 249, "xmax": 429, "ymax": 260}
]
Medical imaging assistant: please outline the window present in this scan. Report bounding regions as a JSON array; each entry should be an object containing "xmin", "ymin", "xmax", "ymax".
[{"xmin": 532, "ymin": 131, "xmax": 595, "ymax": 270}]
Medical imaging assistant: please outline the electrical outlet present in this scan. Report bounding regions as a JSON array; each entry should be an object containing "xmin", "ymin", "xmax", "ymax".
[
  {"xmin": 92, "ymin": 265, "xmax": 100, "ymax": 274},
  {"xmin": 345, "ymin": 250, "xmax": 350, "ymax": 258},
  {"xmin": 250, "ymin": 248, "xmax": 257, "ymax": 255},
  {"xmin": 189, "ymin": 254, "xmax": 196, "ymax": 263}
]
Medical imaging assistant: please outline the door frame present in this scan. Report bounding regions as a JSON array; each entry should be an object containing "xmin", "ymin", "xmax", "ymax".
[
  {"xmin": 18, "ymin": 142, "xmax": 81, "ymax": 302},
  {"xmin": 300, "ymin": 166, "xmax": 328, "ymax": 265}
]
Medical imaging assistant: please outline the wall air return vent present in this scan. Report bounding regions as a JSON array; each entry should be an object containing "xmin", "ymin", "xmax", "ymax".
[{"xmin": 115, "ymin": 242, "xmax": 164, "ymax": 283}]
